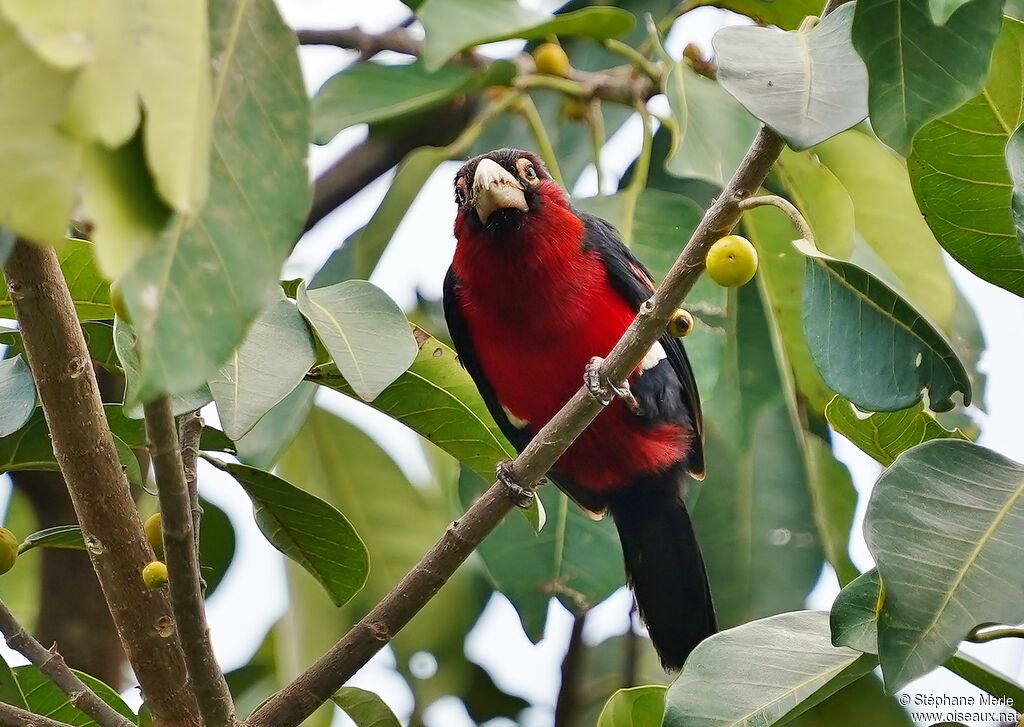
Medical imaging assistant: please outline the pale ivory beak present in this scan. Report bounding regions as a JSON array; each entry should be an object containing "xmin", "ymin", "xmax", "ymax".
[{"xmin": 472, "ymin": 158, "xmax": 528, "ymax": 223}]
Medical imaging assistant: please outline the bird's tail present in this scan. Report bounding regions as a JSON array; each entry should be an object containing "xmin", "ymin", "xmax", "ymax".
[{"xmin": 607, "ymin": 474, "xmax": 716, "ymax": 670}]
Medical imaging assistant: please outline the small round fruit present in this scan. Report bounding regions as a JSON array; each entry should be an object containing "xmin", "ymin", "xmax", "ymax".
[
  {"xmin": 560, "ymin": 97, "xmax": 587, "ymax": 122},
  {"xmin": 144, "ymin": 513, "xmax": 163, "ymax": 559},
  {"xmin": 706, "ymin": 235, "xmax": 758, "ymax": 287},
  {"xmin": 533, "ymin": 42, "xmax": 570, "ymax": 77},
  {"xmin": 142, "ymin": 561, "xmax": 169, "ymax": 589},
  {"xmin": 668, "ymin": 308, "xmax": 694, "ymax": 337},
  {"xmin": 0, "ymin": 528, "xmax": 18, "ymax": 575},
  {"xmin": 109, "ymin": 280, "xmax": 132, "ymax": 324}
]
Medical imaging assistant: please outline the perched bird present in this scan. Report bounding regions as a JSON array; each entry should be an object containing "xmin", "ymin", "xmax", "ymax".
[{"xmin": 443, "ymin": 148, "xmax": 716, "ymax": 669}]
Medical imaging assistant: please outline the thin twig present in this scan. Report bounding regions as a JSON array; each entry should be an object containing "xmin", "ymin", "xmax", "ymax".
[
  {"xmin": 967, "ymin": 625, "xmax": 1024, "ymax": 644},
  {"xmin": 0, "ymin": 599, "xmax": 134, "ymax": 727},
  {"xmin": 179, "ymin": 412, "xmax": 205, "ymax": 587},
  {"xmin": 618, "ymin": 104, "xmax": 653, "ymax": 245},
  {"xmin": 144, "ymin": 396, "xmax": 235, "ymax": 727},
  {"xmin": 554, "ymin": 613, "xmax": 588, "ymax": 727},
  {"xmin": 0, "ymin": 701, "xmax": 75, "ymax": 727},
  {"xmin": 602, "ymin": 39, "xmax": 664, "ymax": 83},
  {"xmin": 519, "ymin": 95, "xmax": 565, "ymax": 188},
  {"xmin": 737, "ymin": 195, "xmax": 816, "ymax": 245},
  {"xmin": 623, "ymin": 603, "xmax": 640, "ymax": 688},
  {"xmin": 296, "ymin": 26, "xmax": 422, "ymax": 58},
  {"xmin": 587, "ymin": 99, "xmax": 607, "ymax": 195}
]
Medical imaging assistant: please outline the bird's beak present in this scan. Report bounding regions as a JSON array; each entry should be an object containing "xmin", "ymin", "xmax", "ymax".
[{"xmin": 472, "ymin": 158, "xmax": 528, "ymax": 223}]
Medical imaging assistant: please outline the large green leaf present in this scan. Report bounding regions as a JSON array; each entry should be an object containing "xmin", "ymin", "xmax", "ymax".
[
  {"xmin": 331, "ymin": 687, "xmax": 401, "ymax": 727},
  {"xmin": 13, "ymin": 665, "xmax": 136, "ymax": 726},
  {"xmin": 220, "ymin": 461, "xmax": 368, "ymax": 608},
  {"xmin": 713, "ymin": 4, "xmax": 867, "ymax": 150},
  {"xmin": 787, "ymin": 674, "xmax": 913, "ymax": 727},
  {"xmin": 0, "ymin": 239, "xmax": 111, "ymax": 321},
  {"xmin": 311, "ymin": 327, "xmax": 514, "ymax": 484},
  {"xmin": 209, "ymin": 293, "xmax": 315, "ymax": 440},
  {"xmin": 417, "ymin": 0, "xmax": 633, "ymax": 71},
  {"xmin": 814, "ymin": 130, "xmax": 955, "ymax": 333},
  {"xmin": 0, "ymin": 0, "xmax": 211, "ymax": 214},
  {"xmin": 0, "ymin": 355, "xmax": 34, "ymax": 438},
  {"xmin": 694, "ymin": 0, "xmax": 822, "ymax": 29},
  {"xmin": 313, "ymin": 62, "xmax": 476, "ymax": 144},
  {"xmin": 235, "ymin": 381, "xmax": 316, "ymax": 470},
  {"xmin": 663, "ymin": 611, "xmax": 876, "ymax": 727},
  {"xmin": 460, "ymin": 469, "xmax": 622, "ymax": 639},
  {"xmin": 296, "ymin": 281, "xmax": 416, "ymax": 402},
  {"xmin": 908, "ymin": 18, "xmax": 1024, "ymax": 297},
  {"xmin": 864, "ymin": 440, "xmax": 1024, "ymax": 691},
  {"xmin": 1007, "ymin": 121, "xmax": 1024, "ymax": 251},
  {"xmin": 597, "ymin": 685, "xmax": 666, "ymax": 727},
  {"xmin": 663, "ymin": 60, "xmax": 759, "ymax": 187},
  {"xmin": 118, "ymin": 0, "xmax": 309, "ymax": 402},
  {"xmin": 825, "ymin": 396, "xmax": 968, "ymax": 467},
  {"xmin": 798, "ymin": 240, "xmax": 971, "ymax": 413},
  {"xmin": 851, "ymin": 0, "xmax": 1002, "ymax": 155},
  {"xmin": 830, "ymin": 568, "xmax": 883, "ymax": 654}
]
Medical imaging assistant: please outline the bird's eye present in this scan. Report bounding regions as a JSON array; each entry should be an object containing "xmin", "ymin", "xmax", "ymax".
[
  {"xmin": 516, "ymin": 157, "xmax": 539, "ymax": 183},
  {"xmin": 454, "ymin": 178, "xmax": 468, "ymax": 205}
]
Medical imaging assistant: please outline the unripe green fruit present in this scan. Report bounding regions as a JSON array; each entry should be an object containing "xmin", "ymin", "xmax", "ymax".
[
  {"xmin": 142, "ymin": 560, "xmax": 169, "ymax": 589},
  {"xmin": 533, "ymin": 42, "xmax": 570, "ymax": 77},
  {"xmin": 0, "ymin": 528, "xmax": 18, "ymax": 575},
  {"xmin": 706, "ymin": 235, "xmax": 758, "ymax": 287},
  {"xmin": 144, "ymin": 513, "xmax": 163, "ymax": 559}
]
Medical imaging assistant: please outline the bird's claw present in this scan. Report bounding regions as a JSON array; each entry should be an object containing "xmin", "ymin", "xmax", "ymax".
[
  {"xmin": 497, "ymin": 460, "xmax": 534, "ymax": 509},
  {"xmin": 584, "ymin": 356, "xmax": 642, "ymax": 415}
]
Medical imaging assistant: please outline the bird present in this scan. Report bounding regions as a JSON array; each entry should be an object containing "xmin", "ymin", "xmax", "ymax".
[{"xmin": 442, "ymin": 148, "xmax": 716, "ymax": 669}]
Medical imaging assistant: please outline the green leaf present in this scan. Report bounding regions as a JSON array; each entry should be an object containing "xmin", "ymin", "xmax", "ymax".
[
  {"xmin": 663, "ymin": 611, "xmax": 876, "ymax": 727},
  {"xmin": 312, "ymin": 327, "xmax": 514, "ymax": 484},
  {"xmin": 14, "ymin": 665, "xmax": 136, "ymax": 726},
  {"xmin": 804, "ymin": 436, "xmax": 859, "ymax": 586},
  {"xmin": 0, "ymin": 655, "xmax": 25, "ymax": 710},
  {"xmin": 235, "ymin": 381, "xmax": 316, "ymax": 470},
  {"xmin": 312, "ymin": 147, "xmax": 450, "ymax": 286},
  {"xmin": 864, "ymin": 439, "xmax": 1024, "ymax": 691},
  {"xmin": 825, "ymin": 396, "xmax": 968, "ymax": 467},
  {"xmin": 907, "ymin": 17, "xmax": 1024, "ymax": 298},
  {"xmin": 17, "ymin": 525, "xmax": 86, "ymax": 555},
  {"xmin": 1008, "ymin": 122, "xmax": 1024, "ymax": 252},
  {"xmin": 597, "ymin": 685, "xmax": 666, "ymax": 727},
  {"xmin": 220, "ymin": 461, "xmax": 368, "ymax": 608},
  {"xmin": 0, "ymin": 0, "xmax": 212, "ymax": 214},
  {"xmin": 0, "ymin": 490, "xmax": 40, "ymax": 631},
  {"xmin": 693, "ymin": 0, "xmax": 822, "ymax": 29},
  {"xmin": 313, "ymin": 62, "xmax": 476, "ymax": 144},
  {"xmin": 944, "ymin": 652, "xmax": 1024, "ymax": 706},
  {"xmin": 663, "ymin": 60, "xmax": 759, "ymax": 187},
  {"xmin": 198, "ymin": 496, "xmax": 235, "ymax": 598},
  {"xmin": 830, "ymin": 568, "xmax": 883, "ymax": 654},
  {"xmin": 417, "ymin": 0, "xmax": 634, "ymax": 71},
  {"xmin": 851, "ymin": 0, "xmax": 1002, "ymax": 155},
  {"xmin": 786, "ymin": 674, "xmax": 914, "ymax": 727},
  {"xmin": 714, "ymin": 4, "xmax": 867, "ymax": 150},
  {"xmin": 0, "ymin": 17, "xmax": 79, "ymax": 244},
  {"xmin": 0, "ymin": 239, "xmax": 111, "ymax": 321},
  {"xmin": 331, "ymin": 687, "xmax": 401, "ymax": 727},
  {"xmin": 296, "ymin": 281, "xmax": 416, "ymax": 402},
  {"xmin": 209, "ymin": 294, "xmax": 316, "ymax": 440},
  {"xmin": 797, "ymin": 239, "xmax": 971, "ymax": 413},
  {"xmin": 815, "ymin": 130, "xmax": 956, "ymax": 333},
  {"xmin": 118, "ymin": 0, "xmax": 310, "ymax": 402},
  {"xmin": 0, "ymin": 355, "xmax": 34, "ymax": 438},
  {"xmin": 928, "ymin": 0, "xmax": 975, "ymax": 22}
]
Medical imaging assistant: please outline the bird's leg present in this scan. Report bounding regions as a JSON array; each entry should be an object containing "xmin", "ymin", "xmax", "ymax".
[
  {"xmin": 496, "ymin": 460, "xmax": 535, "ymax": 508},
  {"xmin": 585, "ymin": 356, "xmax": 643, "ymax": 415}
]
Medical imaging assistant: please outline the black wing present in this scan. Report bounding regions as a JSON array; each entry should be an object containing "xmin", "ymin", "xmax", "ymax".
[
  {"xmin": 578, "ymin": 211, "xmax": 706, "ymax": 479},
  {"xmin": 443, "ymin": 267, "xmax": 610, "ymax": 514}
]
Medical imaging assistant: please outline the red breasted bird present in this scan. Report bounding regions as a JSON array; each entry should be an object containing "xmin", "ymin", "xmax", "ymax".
[{"xmin": 443, "ymin": 148, "xmax": 716, "ymax": 669}]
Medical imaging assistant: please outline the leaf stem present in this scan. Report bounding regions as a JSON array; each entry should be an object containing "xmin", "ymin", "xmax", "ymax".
[
  {"xmin": 602, "ymin": 39, "xmax": 664, "ymax": 83},
  {"xmin": 0, "ymin": 598, "xmax": 135, "ymax": 727},
  {"xmin": 519, "ymin": 95, "xmax": 565, "ymax": 187},
  {"xmin": 619, "ymin": 104, "xmax": 653, "ymax": 245},
  {"xmin": 587, "ymin": 100, "xmax": 607, "ymax": 195},
  {"xmin": 966, "ymin": 625, "xmax": 1024, "ymax": 643},
  {"xmin": 738, "ymin": 194, "xmax": 816, "ymax": 246}
]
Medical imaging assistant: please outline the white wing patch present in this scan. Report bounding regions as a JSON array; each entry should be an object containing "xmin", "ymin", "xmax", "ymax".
[
  {"xmin": 501, "ymin": 404, "xmax": 529, "ymax": 429},
  {"xmin": 638, "ymin": 341, "xmax": 667, "ymax": 373}
]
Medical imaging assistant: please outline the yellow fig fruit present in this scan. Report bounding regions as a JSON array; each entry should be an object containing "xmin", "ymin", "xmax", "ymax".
[
  {"xmin": 142, "ymin": 560, "xmax": 169, "ymax": 589},
  {"xmin": 706, "ymin": 235, "xmax": 758, "ymax": 287},
  {"xmin": 533, "ymin": 42, "xmax": 570, "ymax": 77},
  {"xmin": 0, "ymin": 528, "xmax": 18, "ymax": 575},
  {"xmin": 668, "ymin": 308, "xmax": 694, "ymax": 337},
  {"xmin": 144, "ymin": 513, "xmax": 163, "ymax": 559}
]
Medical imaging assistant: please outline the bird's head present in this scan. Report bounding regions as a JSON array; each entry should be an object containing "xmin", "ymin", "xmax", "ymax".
[{"xmin": 452, "ymin": 148, "xmax": 571, "ymax": 240}]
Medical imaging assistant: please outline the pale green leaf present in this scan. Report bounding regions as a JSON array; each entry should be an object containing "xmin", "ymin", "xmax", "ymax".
[
  {"xmin": 235, "ymin": 381, "xmax": 316, "ymax": 469},
  {"xmin": 332, "ymin": 687, "xmax": 401, "ymax": 727},
  {"xmin": 830, "ymin": 568, "xmax": 882, "ymax": 654},
  {"xmin": 693, "ymin": 0, "xmax": 821, "ymax": 29},
  {"xmin": 597, "ymin": 686, "xmax": 666, "ymax": 727},
  {"xmin": 0, "ymin": 355, "xmax": 35, "ymax": 438},
  {"xmin": 0, "ymin": 239, "xmax": 112, "ymax": 321},
  {"xmin": 17, "ymin": 525, "xmax": 86, "ymax": 554}
]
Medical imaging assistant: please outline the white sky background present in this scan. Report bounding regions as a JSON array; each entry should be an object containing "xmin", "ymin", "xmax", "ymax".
[{"xmin": 2, "ymin": 1, "xmax": 1023, "ymax": 726}]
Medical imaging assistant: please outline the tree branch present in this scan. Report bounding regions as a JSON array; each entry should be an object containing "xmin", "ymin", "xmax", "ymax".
[
  {"xmin": 296, "ymin": 26, "xmax": 422, "ymax": 58},
  {"xmin": 179, "ymin": 412, "xmax": 204, "ymax": 574},
  {"xmin": 3, "ymin": 241, "xmax": 200, "ymax": 727},
  {"xmin": 554, "ymin": 613, "xmax": 588, "ymax": 727},
  {"xmin": 144, "ymin": 396, "xmax": 234, "ymax": 727},
  {"xmin": 0, "ymin": 701, "xmax": 75, "ymax": 727},
  {"xmin": 0, "ymin": 599, "xmax": 134, "ymax": 727}
]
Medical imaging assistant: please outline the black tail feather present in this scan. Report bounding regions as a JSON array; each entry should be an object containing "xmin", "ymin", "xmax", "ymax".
[{"xmin": 607, "ymin": 474, "xmax": 716, "ymax": 670}]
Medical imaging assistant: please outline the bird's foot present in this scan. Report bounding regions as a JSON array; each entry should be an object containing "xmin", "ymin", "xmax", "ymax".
[
  {"xmin": 497, "ymin": 460, "xmax": 534, "ymax": 509},
  {"xmin": 584, "ymin": 356, "xmax": 642, "ymax": 415}
]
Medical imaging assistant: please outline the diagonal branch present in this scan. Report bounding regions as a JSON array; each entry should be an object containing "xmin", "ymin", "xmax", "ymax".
[
  {"xmin": 3, "ymin": 241, "xmax": 200, "ymax": 727},
  {"xmin": 296, "ymin": 26, "xmax": 422, "ymax": 58},
  {"xmin": 0, "ymin": 701, "xmax": 75, "ymax": 727},
  {"xmin": 0, "ymin": 598, "xmax": 134, "ymax": 727},
  {"xmin": 144, "ymin": 397, "xmax": 235, "ymax": 727}
]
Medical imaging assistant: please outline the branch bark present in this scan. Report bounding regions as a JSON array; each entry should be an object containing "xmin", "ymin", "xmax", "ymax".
[
  {"xmin": 296, "ymin": 26, "xmax": 422, "ymax": 57},
  {"xmin": 554, "ymin": 614, "xmax": 587, "ymax": 727},
  {"xmin": 3, "ymin": 241, "xmax": 200, "ymax": 727},
  {"xmin": 0, "ymin": 599, "xmax": 134, "ymax": 727},
  {"xmin": 0, "ymin": 702, "xmax": 75, "ymax": 727},
  {"xmin": 144, "ymin": 397, "xmax": 234, "ymax": 727}
]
